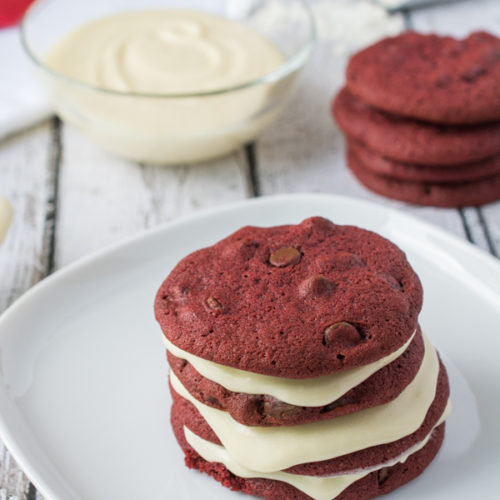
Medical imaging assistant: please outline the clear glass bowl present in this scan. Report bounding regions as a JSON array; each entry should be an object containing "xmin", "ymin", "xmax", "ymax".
[{"xmin": 21, "ymin": 0, "xmax": 315, "ymax": 164}]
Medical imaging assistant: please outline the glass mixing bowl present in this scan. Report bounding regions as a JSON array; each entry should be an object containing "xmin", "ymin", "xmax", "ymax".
[{"xmin": 21, "ymin": 0, "xmax": 315, "ymax": 164}]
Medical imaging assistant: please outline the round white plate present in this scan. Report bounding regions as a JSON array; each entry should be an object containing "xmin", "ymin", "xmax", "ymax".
[{"xmin": 0, "ymin": 194, "xmax": 498, "ymax": 500}]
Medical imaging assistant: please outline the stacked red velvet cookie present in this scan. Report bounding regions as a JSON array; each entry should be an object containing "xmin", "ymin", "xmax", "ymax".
[
  {"xmin": 332, "ymin": 31, "xmax": 500, "ymax": 207},
  {"xmin": 154, "ymin": 217, "xmax": 451, "ymax": 500}
]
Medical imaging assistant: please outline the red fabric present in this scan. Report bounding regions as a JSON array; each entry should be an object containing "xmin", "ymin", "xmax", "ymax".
[{"xmin": 0, "ymin": 0, "xmax": 35, "ymax": 28}]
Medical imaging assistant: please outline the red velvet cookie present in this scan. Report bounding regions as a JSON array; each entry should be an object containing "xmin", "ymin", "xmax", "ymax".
[
  {"xmin": 167, "ymin": 327, "xmax": 425, "ymax": 426},
  {"xmin": 174, "ymin": 416, "xmax": 445, "ymax": 500},
  {"xmin": 348, "ymin": 148, "xmax": 500, "ymax": 207},
  {"xmin": 170, "ymin": 358, "xmax": 449, "ymax": 476},
  {"xmin": 177, "ymin": 425, "xmax": 445, "ymax": 500},
  {"xmin": 171, "ymin": 368, "xmax": 449, "ymax": 500},
  {"xmin": 346, "ymin": 31, "xmax": 500, "ymax": 124},
  {"xmin": 155, "ymin": 217, "xmax": 423, "ymax": 378},
  {"xmin": 349, "ymin": 140, "xmax": 500, "ymax": 184},
  {"xmin": 332, "ymin": 87, "xmax": 500, "ymax": 166}
]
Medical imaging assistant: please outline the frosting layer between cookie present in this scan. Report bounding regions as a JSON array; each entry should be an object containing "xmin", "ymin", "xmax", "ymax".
[
  {"xmin": 163, "ymin": 329, "xmax": 416, "ymax": 407},
  {"xmin": 169, "ymin": 334, "xmax": 440, "ymax": 472}
]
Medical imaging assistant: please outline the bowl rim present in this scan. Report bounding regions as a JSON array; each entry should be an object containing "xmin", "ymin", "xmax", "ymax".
[{"xmin": 20, "ymin": 0, "xmax": 316, "ymax": 99}]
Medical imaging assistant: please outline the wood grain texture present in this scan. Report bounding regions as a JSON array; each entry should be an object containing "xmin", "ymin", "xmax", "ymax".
[
  {"xmin": 55, "ymin": 125, "xmax": 250, "ymax": 268},
  {"xmin": 478, "ymin": 205, "xmax": 500, "ymax": 257},
  {"xmin": 0, "ymin": 122, "xmax": 54, "ymax": 307},
  {"xmin": 0, "ymin": 120, "xmax": 54, "ymax": 499},
  {"xmin": 459, "ymin": 207, "xmax": 499, "ymax": 255}
]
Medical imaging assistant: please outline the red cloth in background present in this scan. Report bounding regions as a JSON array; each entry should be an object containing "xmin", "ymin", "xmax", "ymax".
[{"xmin": 0, "ymin": 0, "xmax": 35, "ymax": 28}]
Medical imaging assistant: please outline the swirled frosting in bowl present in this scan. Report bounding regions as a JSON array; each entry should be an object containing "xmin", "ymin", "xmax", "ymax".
[
  {"xmin": 42, "ymin": 9, "xmax": 295, "ymax": 164},
  {"xmin": 45, "ymin": 10, "xmax": 285, "ymax": 94}
]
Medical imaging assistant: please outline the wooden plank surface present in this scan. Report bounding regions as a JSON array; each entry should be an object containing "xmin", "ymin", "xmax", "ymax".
[
  {"xmin": 0, "ymin": 120, "xmax": 55, "ymax": 499},
  {"xmin": 56, "ymin": 125, "xmax": 250, "ymax": 267},
  {"xmin": 0, "ymin": 0, "xmax": 499, "ymax": 498},
  {"xmin": 481, "ymin": 204, "xmax": 500, "ymax": 256}
]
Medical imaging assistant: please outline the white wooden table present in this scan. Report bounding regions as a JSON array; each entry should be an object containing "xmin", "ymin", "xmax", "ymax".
[{"xmin": 0, "ymin": 0, "xmax": 499, "ymax": 498}]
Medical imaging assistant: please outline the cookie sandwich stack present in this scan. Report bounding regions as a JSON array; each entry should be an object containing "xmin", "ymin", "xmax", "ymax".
[
  {"xmin": 155, "ymin": 217, "xmax": 451, "ymax": 500},
  {"xmin": 333, "ymin": 31, "xmax": 500, "ymax": 207}
]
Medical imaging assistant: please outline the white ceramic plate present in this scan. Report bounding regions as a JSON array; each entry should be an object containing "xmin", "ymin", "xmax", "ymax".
[{"xmin": 0, "ymin": 194, "xmax": 499, "ymax": 500}]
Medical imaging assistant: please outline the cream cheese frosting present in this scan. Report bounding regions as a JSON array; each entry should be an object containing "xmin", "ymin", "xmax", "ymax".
[
  {"xmin": 185, "ymin": 426, "xmax": 363, "ymax": 500},
  {"xmin": 183, "ymin": 400, "xmax": 451, "ymax": 500},
  {"xmin": 45, "ymin": 10, "xmax": 284, "ymax": 94},
  {"xmin": 163, "ymin": 329, "xmax": 417, "ymax": 407},
  {"xmin": 169, "ymin": 334, "xmax": 440, "ymax": 473}
]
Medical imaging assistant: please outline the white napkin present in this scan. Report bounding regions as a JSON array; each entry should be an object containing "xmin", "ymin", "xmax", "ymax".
[{"xmin": 0, "ymin": 25, "xmax": 52, "ymax": 140}]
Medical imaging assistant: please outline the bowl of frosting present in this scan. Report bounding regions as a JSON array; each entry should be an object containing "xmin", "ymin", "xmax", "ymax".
[{"xmin": 21, "ymin": 0, "xmax": 315, "ymax": 164}]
